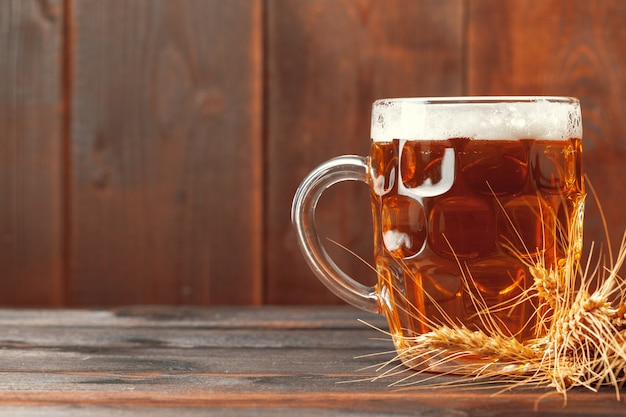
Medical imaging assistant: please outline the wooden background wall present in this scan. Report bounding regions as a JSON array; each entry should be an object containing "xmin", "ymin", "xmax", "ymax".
[{"xmin": 0, "ymin": 0, "xmax": 624, "ymax": 306}]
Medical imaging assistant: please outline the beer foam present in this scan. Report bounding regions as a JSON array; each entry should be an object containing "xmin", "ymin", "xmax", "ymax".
[{"xmin": 371, "ymin": 97, "xmax": 582, "ymax": 141}]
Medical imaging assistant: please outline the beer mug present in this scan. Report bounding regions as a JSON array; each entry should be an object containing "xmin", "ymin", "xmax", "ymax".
[{"xmin": 292, "ymin": 97, "xmax": 583, "ymax": 370}]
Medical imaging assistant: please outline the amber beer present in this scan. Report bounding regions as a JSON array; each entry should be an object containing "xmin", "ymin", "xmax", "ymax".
[
  {"xmin": 369, "ymin": 98, "xmax": 584, "ymax": 347},
  {"xmin": 292, "ymin": 96, "xmax": 583, "ymax": 370}
]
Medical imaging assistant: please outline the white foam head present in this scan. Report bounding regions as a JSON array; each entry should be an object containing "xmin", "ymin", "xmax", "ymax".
[{"xmin": 371, "ymin": 97, "xmax": 582, "ymax": 141}]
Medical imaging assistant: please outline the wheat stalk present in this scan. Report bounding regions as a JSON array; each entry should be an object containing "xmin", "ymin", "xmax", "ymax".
[{"xmin": 364, "ymin": 182, "xmax": 626, "ymax": 403}]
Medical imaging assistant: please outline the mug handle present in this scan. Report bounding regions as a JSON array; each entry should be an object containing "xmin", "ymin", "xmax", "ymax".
[{"xmin": 291, "ymin": 155, "xmax": 379, "ymax": 313}]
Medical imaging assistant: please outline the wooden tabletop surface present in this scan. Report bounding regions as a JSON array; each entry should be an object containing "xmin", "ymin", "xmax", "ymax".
[{"xmin": 0, "ymin": 305, "xmax": 623, "ymax": 416}]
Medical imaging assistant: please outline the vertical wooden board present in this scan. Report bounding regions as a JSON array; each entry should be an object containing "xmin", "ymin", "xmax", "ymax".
[
  {"xmin": 0, "ymin": 0, "xmax": 65, "ymax": 305},
  {"xmin": 468, "ymin": 0, "xmax": 626, "ymax": 276},
  {"xmin": 69, "ymin": 0, "xmax": 263, "ymax": 305},
  {"xmin": 266, "ymin": 0, "xmax": 464, "ymax": 304}
]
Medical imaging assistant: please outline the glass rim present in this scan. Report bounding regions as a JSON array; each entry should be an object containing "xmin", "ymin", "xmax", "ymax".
[{"xmin": 373, "ymin": 96, "xmax": 579, "ymax": 106}]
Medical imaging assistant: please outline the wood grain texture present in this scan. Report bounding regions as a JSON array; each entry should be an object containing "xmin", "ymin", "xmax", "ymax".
[
  {"xmin": 265, "ymin": 0, "xmax": 464, "ymax": 304},
  {"xmin": 2, "ymin": 0, "xmax": 626, "ymax": 307},
  {"xmin": 68, "ymin": 0, "xmax": 263, "ymax": 305},
  {"xmin": 0, "ymin": 306, "xmax": 623, "ymax": 416},
  {"xmin": 0, "ymin": 0, "xmax": 65, "ymax": 305},
  {"xmin": 468, "ymin": 0, "xmax": 626, "ymax": 272}
]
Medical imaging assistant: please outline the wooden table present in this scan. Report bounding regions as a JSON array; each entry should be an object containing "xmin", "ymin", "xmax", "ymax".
[{"xmin": 0, "ymin": 306, "xmax": 624, "ymax": 416}]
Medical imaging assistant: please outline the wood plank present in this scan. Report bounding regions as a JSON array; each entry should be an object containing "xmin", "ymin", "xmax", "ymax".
[
  {"xmin": 0, "ymin": 392, "xmax": 621, "ymax": 417},
  {"xmin": 0, "ymin": 0, "xmax": 65, "ymax": 305},
  {"xmin": 0, "ymin": 307, "xmax": 623, "ymax": 416},
  {"xmin": 468, "ymin": 0, "xmax": 626, "ymax": 274},
  {"xmin": 266, "ymin": 0, "xmax": 465, "ymax": 304},
  {"xmin": 68, "ymin": 0, "xmax": 263, "ymax": 305},
  {"xmin": 0, "ymin": 305, "xmax": 386, "ymax": 329}
]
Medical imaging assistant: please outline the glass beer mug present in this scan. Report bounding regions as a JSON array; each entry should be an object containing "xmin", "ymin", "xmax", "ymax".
[{"xmin": 292, "ymin": 97, "xmax": 584, "ymax": 370}]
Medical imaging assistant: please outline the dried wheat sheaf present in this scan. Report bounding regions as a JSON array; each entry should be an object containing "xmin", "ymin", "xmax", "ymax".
[{"xmin": 360, "ymin": 182, "xmax": 626, "ymax": 404}]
